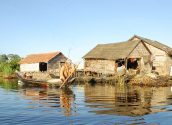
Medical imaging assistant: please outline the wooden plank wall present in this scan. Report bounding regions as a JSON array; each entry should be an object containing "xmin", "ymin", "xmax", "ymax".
[{"xmin": 84, "ymin": 59, "xmax": 115, "ymax": 74}]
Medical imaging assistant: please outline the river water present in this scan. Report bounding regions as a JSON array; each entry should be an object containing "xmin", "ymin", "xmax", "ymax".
[{"xmin": 1, "ymin": 79, "xmax": 172, "ymax": 125}]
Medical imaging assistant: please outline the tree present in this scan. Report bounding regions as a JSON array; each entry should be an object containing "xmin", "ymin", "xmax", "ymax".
[
  {"xmin": 7, "ymin": 54, "xmax": 21, "ymax": 71},
  {"xmin": 0, "ymin": 54, "xmax": 8, "ymax": 62},
  {"xmin": 7, "ymin": 54, "xmax": 21, "ymax": 62}
]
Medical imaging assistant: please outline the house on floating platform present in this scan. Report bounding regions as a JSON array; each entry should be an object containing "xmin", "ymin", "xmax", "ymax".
[
  {"xmin": 19, "ymin": 51, "xmax": 67, "ymax": 74},
  {"xmin": 83, "ymin": 35, "xmax": 172, "ymax": 76}
]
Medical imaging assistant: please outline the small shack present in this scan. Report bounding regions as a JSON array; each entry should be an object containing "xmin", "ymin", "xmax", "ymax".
[
  {"xmin": 19, "ymin": 51, "xmax": 67, "ymax": 74},
  {"xmin": 83, "ymin": 39, "xmax": 152, "ymax": 76}
]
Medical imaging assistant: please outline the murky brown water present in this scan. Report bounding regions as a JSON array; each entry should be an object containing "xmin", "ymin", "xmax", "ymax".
[{"xmin": 0, "ymin": 78, "xmax": 172, "ymax": 124}]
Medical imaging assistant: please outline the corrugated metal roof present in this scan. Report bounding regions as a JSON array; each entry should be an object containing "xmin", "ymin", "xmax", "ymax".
[{"xmin": 19, "ymin": 51, "xmax": 61, "ymax": 64}]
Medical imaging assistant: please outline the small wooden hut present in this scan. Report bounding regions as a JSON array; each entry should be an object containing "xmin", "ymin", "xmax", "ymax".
[
  {"xmin": 83, "ymin": 39, "xmax": 152, "ymax": 76},
  {"xmin": 19, "ymin": 51, "xmax": 67, "ymax": 74}
]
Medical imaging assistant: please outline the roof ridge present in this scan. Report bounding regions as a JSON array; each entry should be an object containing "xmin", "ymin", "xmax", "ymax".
[
  {"xmin": 131, "ymin": 35, "xmax": 172, "ymax": 54},
  {"xmin": 83, "ymin": 39, "xmax": 142, "ymax": 60},
  {"xmin": 28, "ymin": 51, "xmax": 60, "ymax": 56},
  {"xmin": 134, "ymin": 35, "xmax": 157, "ymax": 42},
  {"xmin": 99, "ymin": 41, "xmax": 128, "ymax": 45},
  {"xmin": 19, "ymin": 51, "xmax": 62, "ymax": 64}
]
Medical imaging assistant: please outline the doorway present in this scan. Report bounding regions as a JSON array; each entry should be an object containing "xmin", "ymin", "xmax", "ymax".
[
  {"xmin": 127, "ymin": 58, "xmax": 138, "ymax": 69},
  {"xmin": 39, "ymin": 62, "xmax": 47, "ymax": 72}
]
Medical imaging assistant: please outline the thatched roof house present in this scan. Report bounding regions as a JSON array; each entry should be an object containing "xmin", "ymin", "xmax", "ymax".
[
  {"xmin": 19, "ymin": 51, "xmax": 67, "ymax": 73},
  {"xmin": 83, "ymin": 35, "xmax": 172, "ymax": 76},
  {"xmin": 83, "ymin": 39, "xmax": 152, "ymax": 75}
]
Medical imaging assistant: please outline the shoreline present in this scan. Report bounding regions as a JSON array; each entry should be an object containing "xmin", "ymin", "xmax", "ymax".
[
  {"xmin": 74, "ymin": 75, "xmax": 172, "ymax": 87},
  {"xmin": 1, "ymin": 73, "xmax": 172, "ymax": 88}
]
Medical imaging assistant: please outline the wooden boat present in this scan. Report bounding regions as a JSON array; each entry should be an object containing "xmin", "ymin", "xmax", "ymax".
[
  {"xmin": 16, "ymin": 61, "xmax": 77, "ymax": 88},
  {"xmin": 16, "ymin": 72, "xmax": 62, "ymax": 87},
  {"xmin": 17, "ymin": 72, "xmax": 45, "ymax": 84},
  {"xmin": 16, "ymin": 70, "xmax": 76, "ymax": 88}
]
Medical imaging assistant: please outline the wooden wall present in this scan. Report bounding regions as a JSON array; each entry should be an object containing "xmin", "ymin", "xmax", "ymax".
[
  {"xmin": 84, "ymin": 59, "xmax": 115, "ymax": 74},
  {"xmin": 128, "ymin": 41, "xmax": 152, "ymax": 73},
  {"xmin": 166, "ymin": 56, "xmax": 172, "ymax": 75},
  {"xmin": 145, "ymin": 43, "xmax": 172, "ymax": 75},
  {"xmin": 48, "ymin": 53, "xmax": 67, "ymax": 74},
  {"xmin": 20, "ymin": 63, "xmax": 40, "ymax": 72},
  {"xmin": 128, "ymin": 41, "xmax": 150, "ymax": 58}
]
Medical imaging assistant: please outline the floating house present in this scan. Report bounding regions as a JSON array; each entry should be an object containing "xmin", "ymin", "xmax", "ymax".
[
  {"xmin": 19, "ymin": 51, "xmax": 67, "ymax": 73},
  {"xmin": 83, "ymin": 35, "xmax": 172, "ymax": 76}
]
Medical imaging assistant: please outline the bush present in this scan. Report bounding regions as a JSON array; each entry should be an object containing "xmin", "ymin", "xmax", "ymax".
[
  {"xmin": 0, "ymin": 60, "xmax": 20, "ymax": 77},
  {"xmin": 9, "ymin": 60, "xmax": 20, "ymax": 71},
  {"xmin": 0, "ymin": 54, "xmax": 21, "ymax": 77},
  {"xmin": 2, "ymin": 64, "xmax": 13, "ymax": 76}
]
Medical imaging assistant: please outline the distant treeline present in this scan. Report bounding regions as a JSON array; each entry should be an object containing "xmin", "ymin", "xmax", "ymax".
[{"xmin": 0, "ymin": 54, "xmax": 21, "ymax": 77}]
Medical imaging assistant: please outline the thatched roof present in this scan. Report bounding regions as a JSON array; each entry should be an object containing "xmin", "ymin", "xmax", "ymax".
[
  {"xmin": 84, "ymin": 35, "xmax": 172, "ymax": 60},
  {"xmin": 19, "ymin": 51, "xmax": 62, "ymax": 64},
  {"xmin": 83, "ymin": 40, "xmax": 141, "ymax": 60},
  {"xmin": 130, "ymin": 35, "xmax": 172, "ymax": 55}
]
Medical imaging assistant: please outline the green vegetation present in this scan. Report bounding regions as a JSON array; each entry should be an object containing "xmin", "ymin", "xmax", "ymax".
[
  {"xmin": 0, "ymin": 79, "xmax": 19, "ymax": 90},
  {"xmin": 0, "ymin": 54, "xmax": 21, "ymax": 78},
  {"xmin": 0, "ymin": 54, "xmax": 8, "ymax": 62}
]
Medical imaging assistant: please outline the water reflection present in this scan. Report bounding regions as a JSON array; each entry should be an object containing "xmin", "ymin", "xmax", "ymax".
[
  {"xmin": 20, "ymin": 87, "xmax": 75, "ymax": 117},
  {"xmin": 60, "ymin": 88, "xmax": 75, "ymax": 116},
  {"xmin": 0, "ymin": 78, "xmax": 19, "ymax": 90},
  {"xmin": 1, "ymin": 78, "xmax": 172, "ymax": 119},
  {"xmin": 84, "ymin": 84, "xmax": 172, "ymax": 116}
]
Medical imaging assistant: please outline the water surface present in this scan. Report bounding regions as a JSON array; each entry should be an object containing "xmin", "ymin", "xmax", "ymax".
[{"xmin": 0, "ymin": 79, "xmax": 172, "ymax": 125}]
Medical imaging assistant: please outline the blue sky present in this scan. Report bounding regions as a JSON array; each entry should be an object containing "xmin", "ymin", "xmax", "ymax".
[{"xmin": 0, "ymin": 0, "xmax": 172, "ymax": 63}]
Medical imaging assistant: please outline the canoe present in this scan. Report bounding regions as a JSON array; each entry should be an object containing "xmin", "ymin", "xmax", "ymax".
[
  {"xmin": 16, "ymin": 72, "xmax": 75, "ymax": 88},
  {"xmin": 16, "ymin": 72, "xmax": 62, "ymax": 87}
]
